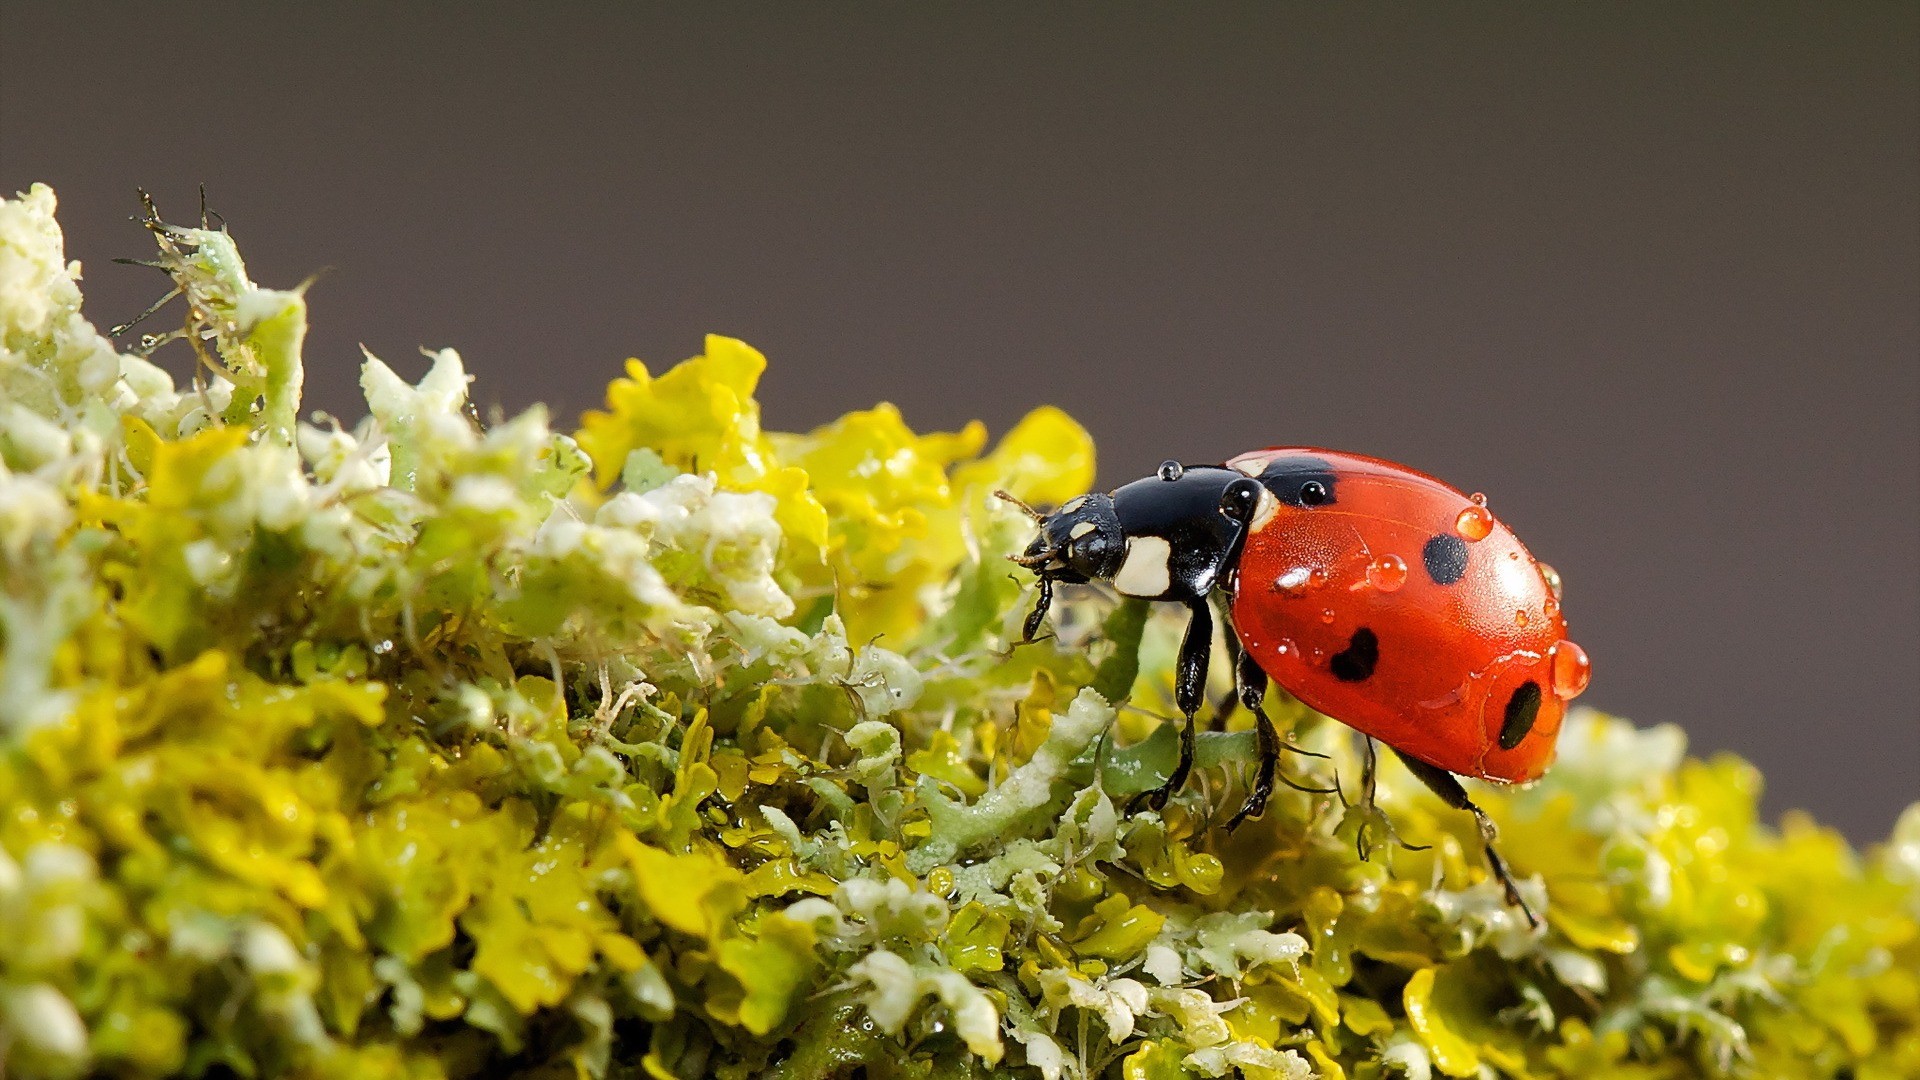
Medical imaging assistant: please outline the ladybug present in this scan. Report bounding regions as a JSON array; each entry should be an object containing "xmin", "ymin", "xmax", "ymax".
[{"xmin": 1004, "ymin": 449, "xmax": 1590, "ymax": 925}]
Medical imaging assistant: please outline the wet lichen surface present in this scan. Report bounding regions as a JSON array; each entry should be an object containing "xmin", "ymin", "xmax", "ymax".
[{"xmin": 1, "ymin": 184, "xmax": 1916, "ymax": 1079}]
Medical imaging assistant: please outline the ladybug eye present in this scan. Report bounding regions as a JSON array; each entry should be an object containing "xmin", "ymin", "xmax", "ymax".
[
  {"xmin": 1220, "ymin": 478, "xmax": 1262, "ymax": 522},
  {"xmin": 1299, "ymin": 481, "xmax": 1329, "ymax": 506}
]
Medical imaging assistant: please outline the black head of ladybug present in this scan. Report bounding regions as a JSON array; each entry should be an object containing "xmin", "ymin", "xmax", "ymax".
[
  {"xmin": 1008, "ymin": 492, "xmax": 1126, "ymax": 585},
  {"xmin": 1002, "ymin": 461, "xmax": 1270, "ymax": 611}
]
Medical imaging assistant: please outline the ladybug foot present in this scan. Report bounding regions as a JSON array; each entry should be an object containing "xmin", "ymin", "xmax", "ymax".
[
  {"xmin": 1224, "ymin": 791, "xmax": 1268, "ymax": 833},
  {"xmin": 1226, "ymin": 742, "xmax": 1279, "ymax": 831},
  {"xmin": 1226, "ymin": 767, "xmax": 1337, "ymax": 833},
  {"xmin": 993, "ymin": 630, "xmax": 1054, "ymax": 661},
  {"xmin": 1342, "ymin": 796, "xmax": 1432, "ymax": 863},
  {"xmin": 1127, "ymin": 784, "xmax": 1174, "ymax": 815}
]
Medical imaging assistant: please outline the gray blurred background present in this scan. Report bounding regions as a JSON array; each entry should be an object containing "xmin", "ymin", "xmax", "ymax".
[{"xmin": 4, "ymin": 4, "xmax": 1914, "ymax": 839}]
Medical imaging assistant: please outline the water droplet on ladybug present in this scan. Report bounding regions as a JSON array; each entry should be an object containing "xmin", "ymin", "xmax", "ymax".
[
  {"xmin": 1514, "ymin": 609, "xmax": 1530, "ymax": 628},
  {"xmin": 1319, "ymin": 607, "xmax": 1337, "ymax": 624},
  {"xmin": 1544, "ymin": 596, "xmax": 1560, "ymax": 616},
  {"xmin": 1539, "ymin": 562, "xmax": 1564, "ymax": 602},
  {"xmin": 1455, "ymin": 504, "xmax": 1494, "ymax": 541},
  {"xmin": 1548, "ymin": 640, "xmax": 1591, "ymax": 698},
  {"xmin": 1469, "ymin": 491, "xmax": 1488, "ymax": 507},
  {"xmin": 1158, "ymin": 460, "xmax": 1184, "ymax": 481},
  {"xmin": 1309, "ymin": 568, "xmax": 1330, "ymax": 589},
  {"xmin": 1366, "ymin": 554, "xmax": 1408, "ymax": 592}
]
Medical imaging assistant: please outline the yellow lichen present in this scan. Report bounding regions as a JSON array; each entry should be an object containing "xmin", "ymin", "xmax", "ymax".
[{"xmin": 0, "ymin": 184, "xmax": 1913, "ymax": 1080}]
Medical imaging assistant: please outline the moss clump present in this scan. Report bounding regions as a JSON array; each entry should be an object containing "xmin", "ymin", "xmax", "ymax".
[{"xmin": 1, "ymin": 184, "xmax": 1916, "ymax": 1079}]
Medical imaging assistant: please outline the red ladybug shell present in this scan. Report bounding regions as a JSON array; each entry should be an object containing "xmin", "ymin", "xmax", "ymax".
[{"xmin": 1227, "ymin": 448, "xmax": 1589, "ymax": 783}]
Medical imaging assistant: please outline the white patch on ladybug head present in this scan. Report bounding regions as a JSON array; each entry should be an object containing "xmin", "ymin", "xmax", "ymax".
[
  {"xmin": 1248, "ymin": 484, "xmax": 1279, "ymax": 531},
  {"xmin": 1113, "ymin": 535, "xmax": 1173, "ymax": 598},
  {"xmin": 1230, "ymin": 457, "xmax": 1266, "ymax": 477},
  {"xmin": 1068, "ymin": 520, "xmax": 1096, "ymax": 540},
  {"xmin": 1061, "ymin": 496, "xmax": 1088, "ymax": 514}
]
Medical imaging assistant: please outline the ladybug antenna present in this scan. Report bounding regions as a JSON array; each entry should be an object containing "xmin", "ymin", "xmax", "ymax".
[
  {"xmin": 993, "ymin": 489, "xmax": 1047, "ymax": 523},
  {"xmin": 1007, "ymin": 547, "xmax": 1060, "ymax": 569}
]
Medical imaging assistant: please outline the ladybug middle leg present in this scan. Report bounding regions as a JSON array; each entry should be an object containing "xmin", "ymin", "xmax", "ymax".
[
  {"xmin": 1209, "ymin": 598, "xmax": 1242, "ymax": 732},
  {"xmin": 1128, "ymin": 596, "xmax": 1211, "ymax": 813},
  {"xmin": 1225, "ymin": 647, "xmax": 1280, "ymax": 830},
  {"xmin": 1225, "ymin": 650, "xmax": 1338, "ymax": 831},
  {"xmin": 1390, "ymin": 749, "xmax": 1541, "ymax": 930}
]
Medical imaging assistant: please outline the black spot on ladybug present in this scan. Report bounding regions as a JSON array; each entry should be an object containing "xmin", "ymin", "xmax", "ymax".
[
  {"xmin": 1422, "ymin": 534, "xmax": 1469, "ymax": 585},
  {"xmin": 1329, "ymin": 627, "xmax": 1378, "ymax": 682},
  {"xmin": 1259, "ymin": 455, "xmax": 1339, "ymax": 507},
  {"xmin": 1499, "ymin": 681, "xmax": 1543, "ymax": 750}
]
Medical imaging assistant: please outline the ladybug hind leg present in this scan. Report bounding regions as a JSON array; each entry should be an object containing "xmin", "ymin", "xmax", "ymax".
[
  {"xmin": 1128, "ymin": 597, "xmax": 1210, "ymax": 814},
  {"xmin": 1390, "ymin": 749, "xmax": 1542, "ymax": 931}
]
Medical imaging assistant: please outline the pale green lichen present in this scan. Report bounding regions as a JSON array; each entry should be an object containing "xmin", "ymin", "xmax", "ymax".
[{"xmin": 0, "ymin": 184, "xmax": 1916, "ymax": 1079}]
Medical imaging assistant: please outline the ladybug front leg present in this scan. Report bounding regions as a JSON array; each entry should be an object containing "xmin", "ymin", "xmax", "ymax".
[
  {"xmin": 1128, "ymin": 597, "xmax": 1210, "ymax": 813},
  {"xmin": 1389, "ymin": 749, "xmax": 1542, "ymax": 930},
  {"xmin": 1020, "ymin": 576, "xmax": 1054, "ymax": 644}
]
